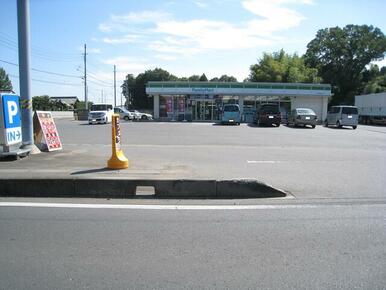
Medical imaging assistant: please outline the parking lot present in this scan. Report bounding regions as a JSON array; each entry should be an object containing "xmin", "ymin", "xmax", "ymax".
[{"xmin": 26, "ymin": 120, "xmax": 382, "ymax": 200}]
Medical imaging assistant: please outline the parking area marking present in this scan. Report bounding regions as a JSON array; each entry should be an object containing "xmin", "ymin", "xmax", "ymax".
[
  {"xmin": 247, "ymin": 160, "xmax": 278, "ymax": 164},
  {"xmin": 0, "ymin": 202, "xmax": 384, "ymax": 210}
]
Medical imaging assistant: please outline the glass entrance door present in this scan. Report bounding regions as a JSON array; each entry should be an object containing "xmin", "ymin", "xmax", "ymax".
[{"xmin": 193, "ymin": 100, "xmax": 214, "ymax": 121}]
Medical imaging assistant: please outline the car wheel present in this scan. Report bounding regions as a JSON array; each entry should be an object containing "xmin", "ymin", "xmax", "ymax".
[
  {"xmin": 141, "ymin": 115, "xmax": 148, "ymax": 120},
  {"xmin": 311, "ymin": 125, "xmax": 316, "ymax": 129},
  {"xmin": 336, "ymin": 120, "xmax": 341, "ymax": 128},
  {"xmin": 324, "ymin": 119, "xmax": 328, "ymax": 127},
  {"xmin": 124, "ymin": 116, "xmax": 129, "ymax": 121},
  {"xmin": 352, "ymin": 125, "xmax": 357, "ymax": 129},
  {"xmin": 276, "ymin": 123, "xmax": 280, "ymax": 127},
  {"xmin": 88, "ymin": 122, "xmax": 92, "ymax": 125}
]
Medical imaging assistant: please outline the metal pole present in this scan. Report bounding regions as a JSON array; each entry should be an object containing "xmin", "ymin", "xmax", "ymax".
[
  {"xmin": 113, "ymin": 65, "xmax": 116, "ymax": 107},
  {"xmin": 84, "ymin": 44, "xmax": 87, "ymax": 109},
  {"xmin": 17, "ymin": 0, "xmax": 34, "ymax": 148}
]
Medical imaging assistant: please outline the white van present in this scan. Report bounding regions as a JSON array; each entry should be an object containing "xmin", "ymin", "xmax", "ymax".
[
  {"xmin": 324, "ymin": 106, "xmax": 358, "ymax": 129},
  {"xmin": 88, "ymin": 103, "xmax": 114, "ymax": 124}
]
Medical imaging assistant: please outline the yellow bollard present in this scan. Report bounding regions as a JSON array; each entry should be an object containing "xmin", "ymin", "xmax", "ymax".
[{"xmin": 107, "ymin": 114, "xmax": 129, "ymax": 169}]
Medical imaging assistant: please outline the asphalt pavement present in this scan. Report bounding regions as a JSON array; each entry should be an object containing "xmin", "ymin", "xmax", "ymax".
[
  {"xmin": 0, "ymin": 199, "xmax": 385, "ymax": 289},
  {"xmin": 1, "ymin": 120, "xmax": 385, "ymax": 199}
]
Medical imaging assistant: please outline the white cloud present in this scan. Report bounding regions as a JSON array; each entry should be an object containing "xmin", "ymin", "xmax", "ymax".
[
  {"xmin": 97, "ymin": 1, "xmax": 311, "ymax": 56},
  {"xmin": 192, "ymin": 0, "xmax": 208, "ymax": 8},
  {"xmin": 103, "ymin": 56, "xmax": 153, "ymax": 74},
  {"xmin": 102, "ymin": 34, "xmax": 139, "ymax": 44},
  {"xmin": 154, "ymin": 54, "xmax": 178, "ymax": 61},
  {"xmin": 110, "ymin": 11, "xmax": 170, "ymax": 23}
]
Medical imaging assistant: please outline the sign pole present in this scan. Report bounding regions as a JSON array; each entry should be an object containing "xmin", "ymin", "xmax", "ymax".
[
  {"xmin": 107, "ymin": 115, "xmax": 128, "ymax": 169},
  {"xmin": 17, "ymin": 0, "xmax": 40, "ymax": 154}
]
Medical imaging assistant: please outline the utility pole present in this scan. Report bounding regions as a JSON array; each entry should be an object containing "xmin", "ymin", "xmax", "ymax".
[
  {"xmin": 17, "ymin": 0, "xmax": 39, "ymax": 153},
  {"xmin": 84, "ymin": 44, "xmax": 88, "ymax": 109},
  {"xmin": 101, "ymin": 90, "xmax": 104, "ymax": 103},
  {"xmin": 113, "ymin": 65, "xmax": 116, "ymax": 107}
]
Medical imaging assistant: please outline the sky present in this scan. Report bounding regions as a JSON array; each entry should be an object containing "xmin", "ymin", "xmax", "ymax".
[{"xmin": 1, "ymin": 0, "xmax": 386, "ymax": 105}]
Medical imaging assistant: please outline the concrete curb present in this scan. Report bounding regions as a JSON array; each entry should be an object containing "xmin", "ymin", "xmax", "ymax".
[{"xmin": 0, "ymin": 178, "xmax": 286, "ymax": 199}]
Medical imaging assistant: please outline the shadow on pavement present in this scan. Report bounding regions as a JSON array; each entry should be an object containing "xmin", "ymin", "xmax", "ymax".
[
  {"xmin": 71, "ymin": 167, "xmax": 112, "ymax": 175},
  {"xmin": 247, "ymin": 123, "xmax": 280, "ymax": 128}
]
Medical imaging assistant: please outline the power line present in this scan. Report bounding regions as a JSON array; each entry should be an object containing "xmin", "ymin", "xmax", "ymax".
[
  {"xmin": 9, "ymin": 73, "xmax": 83, "ymax": 87},
  {"xmin": 0, "ymin": 59, "xmax": 81, "ymax": 78},
  {"xmin": 0, "ymin": 40, "xmax": 81, "ymax": 62},
  {"xmin": 87, "ymin": 79, "xmax": 114, "ymax": 88},
  {"xmin": 0, "ymin": 32, "xmax": 81, "ymax": 57}
]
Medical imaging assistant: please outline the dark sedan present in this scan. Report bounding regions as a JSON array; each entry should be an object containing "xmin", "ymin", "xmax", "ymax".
[{"xmin": 254, "ymin": 104, "xmax": 281, "ymax": 127}]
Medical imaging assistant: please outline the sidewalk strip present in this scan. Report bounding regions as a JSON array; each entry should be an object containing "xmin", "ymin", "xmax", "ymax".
[{"xmin": 0, "ymin": 202, "xmax": 378, "ymax": 210}]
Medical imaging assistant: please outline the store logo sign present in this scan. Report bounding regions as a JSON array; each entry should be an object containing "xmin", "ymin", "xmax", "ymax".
[{"xmin": 192, "ymin": 88, "xmax": 214, "ymax": 93}]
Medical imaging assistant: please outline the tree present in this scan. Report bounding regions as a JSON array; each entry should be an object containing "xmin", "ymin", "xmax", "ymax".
[
  {"xmin": 361, "ymin": 64, "xmax": 386, "ymax": 94},
  {"xmin": 210, "ymin": 77, "xmax": 219, "ymax": 82},
  {"xmin": 199, "ymin": 73, "xmax": 208, "ymax": 82},
  {"xmin": 122, "ymin": 68, "xmax": 178, "ymax": 109},
  {"xmin": 304, "ymin": 25, "xmax": 386, "ymax": 104},
  {"xmin": 32, "ymin": 95, "xmax": 51, "ymax": 111},
  {"xmin": 249, "ymin": 49, "xmax": 321, "ymax": 83},
  {"xmin": 188, "ymin": 75, "xmax": 200, "ymax": 81},
  {"xmin": 0, "ymin": 67, "xmax": 13, "ymax": 91},
  {"xmin": 121, "ymin": 74, "xmax": 135, "ymax": 107},
  {"xmin": 218, "ymin": 75, "xmax": 237, "ymax": 82}
]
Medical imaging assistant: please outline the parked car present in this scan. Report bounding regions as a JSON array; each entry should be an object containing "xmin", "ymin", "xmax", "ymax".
[
  {"xmin": 253, "ymin": 104, "xmax": 281, "ymax": 127},
  {"xmin": 114, "ymin": 107, "xmax": 134, "ymax": 121},
  {"xmin": 128, "ymin": 110, "xmax": 153, "ymax": 120},
  {"xmin": 88, "ymin": 103, "xmax": 113, "ymax": 124},
  {"xmin": 287, "ymin": 108, "xmax": 317, "ymax": 128},
  {"xmin": 221, "ymin": 104, "xmax": 241, "ymax": 125},
  {"xmin": 324, "ymin": 106, "xmax": 358, "ymax": 129}
]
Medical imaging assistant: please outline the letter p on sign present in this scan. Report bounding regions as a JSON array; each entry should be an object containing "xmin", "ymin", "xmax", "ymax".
[{"xmin": 7, "ymin": 101, "xmax": 18, "ymax": 124}]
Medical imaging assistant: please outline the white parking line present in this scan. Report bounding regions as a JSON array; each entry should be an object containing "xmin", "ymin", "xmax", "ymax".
[
  {"xmin": 247, "ymin": 160, "xmax": 278, "ymax": 164},
  {"xmin": 0, "ymin": 202, "xmax": 317, "ymax": 210},
  {"xmin": 1, "ymin": 202, "xmax": 384, "ymax": 210}
]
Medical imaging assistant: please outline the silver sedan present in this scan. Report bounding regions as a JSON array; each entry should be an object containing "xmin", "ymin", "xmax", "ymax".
[{"xmin": 287, "ymin": 108, "xmax": 317, "ymax": 128}]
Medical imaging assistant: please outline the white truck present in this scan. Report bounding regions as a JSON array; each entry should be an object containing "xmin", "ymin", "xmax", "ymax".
[{"xmin": 355, "ymin": 92, "xmax": 386, "ymax": 125}]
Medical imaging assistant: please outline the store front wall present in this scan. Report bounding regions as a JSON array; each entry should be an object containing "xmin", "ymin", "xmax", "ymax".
[{"xmin": 157, "ymin": 95, "xmax": 321, "ymax": 122}]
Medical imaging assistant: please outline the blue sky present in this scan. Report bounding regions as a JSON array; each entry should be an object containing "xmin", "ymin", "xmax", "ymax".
[{"xmin": 1, "ymin": 0, "xmax": 386, "ymax": 105}]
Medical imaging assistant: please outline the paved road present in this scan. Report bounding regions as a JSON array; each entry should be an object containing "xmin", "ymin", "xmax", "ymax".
[
  {"xmin": 1, "ymin": 199, "xmax": 385, "ymax": 289},
  {"xmin": 3, "ymin": 120, "xmax": 384, "ymax": 199}
]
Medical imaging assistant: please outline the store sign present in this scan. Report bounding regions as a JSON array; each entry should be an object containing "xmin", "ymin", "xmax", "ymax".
[
  {"xmin": 191, "ymin": 95, "xmax": 214, "ymax": 100},
  {"xmin": 0, "ymin": 94, "xmax": 22, "ymax": 146},
  {"xmin": 34, "ymin": 111, "xmax": 62, "ymax": 151},
  {"xmin": 192, "ymin": 88, "xmax": 214, "ymax": 93}
]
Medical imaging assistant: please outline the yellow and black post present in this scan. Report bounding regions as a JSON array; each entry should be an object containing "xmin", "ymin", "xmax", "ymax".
[{"xmin": 107, "ymin": 114, "xmax": 129, "ymax": 169}]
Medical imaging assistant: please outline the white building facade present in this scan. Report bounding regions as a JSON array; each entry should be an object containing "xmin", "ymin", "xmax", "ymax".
[{"xmin": 146, "ymin": 82, "xmax": 331, "ymax": 123}]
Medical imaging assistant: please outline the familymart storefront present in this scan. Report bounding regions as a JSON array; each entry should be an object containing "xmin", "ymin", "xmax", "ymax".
[{"xmin": 146, "ymin": 82, "xmax": 331, "ymax": 123}]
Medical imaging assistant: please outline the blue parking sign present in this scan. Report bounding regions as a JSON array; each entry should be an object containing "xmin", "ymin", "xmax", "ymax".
[{"xmin": 1, "ymin": 94, "xmax": 22, "ymax": 145}]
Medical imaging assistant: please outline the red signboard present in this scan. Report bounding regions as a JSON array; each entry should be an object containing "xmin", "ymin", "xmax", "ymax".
[
  {"xmin": 34, "ymin": 111, "xmax": 62, "ymax": 151},
  {"xmin": 178, "ymin": 97, "xmax": 185, "ymax": 113},
  {"xmin": 166, "ymin": 97, "xmax": 173, "ymax": 113}
]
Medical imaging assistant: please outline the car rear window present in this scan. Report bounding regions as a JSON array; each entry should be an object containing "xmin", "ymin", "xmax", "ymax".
[
  {"xmin": 342, "ymin": 107, "xmax": 358, "ymax": 114},
  {"xmin": 297, "ymin": 108, "xmax": 315, "ymax": 114},
  {"xmin": 224, "ymin": 105, "xmax": 239, "ymax": 112},
  {"xmin": 260, "ymin": 105, "xmax": 279, "ymax": 113}
]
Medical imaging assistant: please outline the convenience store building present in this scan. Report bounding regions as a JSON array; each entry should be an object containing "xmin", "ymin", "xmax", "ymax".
[{"xmin": 146, "ymin": 81, "xmax": 331, "ymax": 123}]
